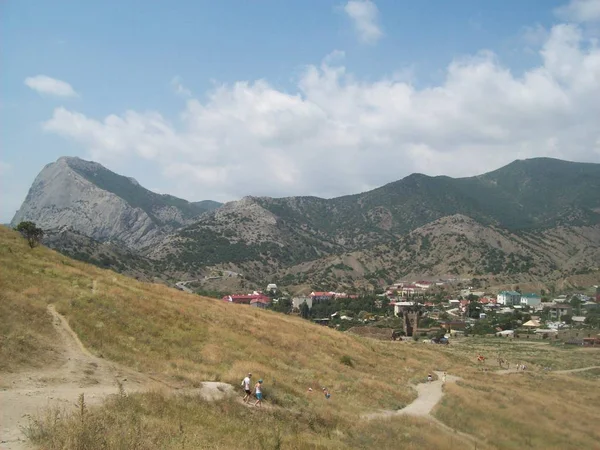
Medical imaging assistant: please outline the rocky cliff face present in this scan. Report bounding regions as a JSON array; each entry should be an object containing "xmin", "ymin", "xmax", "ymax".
[{"xmin": 11, "ymin": 157, "xmax": 220, "ymax": 248}]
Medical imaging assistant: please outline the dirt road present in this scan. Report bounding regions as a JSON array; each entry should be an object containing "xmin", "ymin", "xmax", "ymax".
[{"xmin": 0, "ymin": 305, "xmax": 232, "ymax": 450}]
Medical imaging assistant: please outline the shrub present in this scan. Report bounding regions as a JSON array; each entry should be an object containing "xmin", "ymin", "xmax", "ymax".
[{"xmin": 340, "ymin": 355, "xmax": 354, "ymax": 367}]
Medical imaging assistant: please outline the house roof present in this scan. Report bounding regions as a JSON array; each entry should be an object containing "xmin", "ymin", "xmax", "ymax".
[
  {"xmin": 311, "ymin": 292, "xmax": 333, "ymax": 297},
  {"xmin": 522, "ymin": 293, "xmax": 541, "ymax": 298},
  {"xmin": 251, "ymin": 297, "xmax": 271, "ymax": 304},
  {"xmin": 499, "ymin": 290, "xmax": 521, "ymax": 296}
]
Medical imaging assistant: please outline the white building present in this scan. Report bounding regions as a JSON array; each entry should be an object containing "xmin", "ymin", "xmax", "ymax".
[
  {"xmin": 393, "ymin": 301, "xmax": 415, "ymax": 316},
  {"xmin": 497, "ymin": 291, "xmax": 521, "ymax": 306},
  {"xmin": 292, "ymin": 296, "xmax": 312, "ymax": 310},
  {"xmin": 520, "ymin": 293, "xmax": 541, "ymax": 307},
  {"xmin": 266, "ymin": 283, "xmax": 278, "ymax": 292}
]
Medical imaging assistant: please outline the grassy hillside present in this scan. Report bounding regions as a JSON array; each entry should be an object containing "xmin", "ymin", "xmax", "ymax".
[{"xmin": 2, "ymin": 225, "xmax": 599, "ymax": 449}]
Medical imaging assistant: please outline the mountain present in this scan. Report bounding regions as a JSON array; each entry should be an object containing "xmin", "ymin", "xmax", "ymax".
[
  {"xmin": 12, "ymin": 156, "xmax": 600, "ymax": 287},
  {"xmin": 274, "ymin": 215, "xmax": 600, "ymax": 292},
  {"xmin": 11, "ymin": 156, "xmax": 221, "ymax": 248},
  {"xmin": 151, "ymin": 158, "xmax": 600, "ymax": 281}
]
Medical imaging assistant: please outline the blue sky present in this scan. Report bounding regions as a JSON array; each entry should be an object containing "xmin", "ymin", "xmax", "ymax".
[{"xmin": 2, "ymin": 0, "xmax": 600, "ymax": 222}]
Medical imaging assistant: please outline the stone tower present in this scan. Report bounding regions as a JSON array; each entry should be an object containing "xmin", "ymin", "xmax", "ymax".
[{"xmin": 403, "ymin": 310, "xmax": 419, "ymax": 337}]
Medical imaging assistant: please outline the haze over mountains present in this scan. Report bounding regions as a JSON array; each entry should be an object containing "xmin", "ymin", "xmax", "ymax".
[{"xmin": 11, "ymin": 156, "xmax": 600, "ymax": 291}]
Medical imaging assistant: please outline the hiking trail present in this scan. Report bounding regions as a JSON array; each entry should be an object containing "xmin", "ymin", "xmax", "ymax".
[
  {"xmin": 362, "ymin": 372, "xmax": 487, "ymax": 448},
  {"xmin": 0, "ymin": 305, "xmax": 232, "ymax": 450}
]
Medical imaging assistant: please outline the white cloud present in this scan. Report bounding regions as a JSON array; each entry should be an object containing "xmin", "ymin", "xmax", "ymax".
[
  {"xmin": 555, "ymin": 0, "xmax": 600, "ymax": 23},
  {"xmin": 343, "ymin": 0, "xmax": 383, "ymax": 44},
  {"xmin": 24, "ymin": 75, "xmax": 78, "ymax": 97},
  {"xmin": 43, "ymin": 22, "xmax": 600, "ymax": 204},
  {"xmin": 171, "ymin": 76, "xmax": 192, "ymax": 97}
]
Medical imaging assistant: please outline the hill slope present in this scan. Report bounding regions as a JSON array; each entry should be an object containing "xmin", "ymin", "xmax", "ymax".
[
  {"xmin": 11, "ymin": 156, "xmax": 221, "ymax": 248},
  {"xmin": 276, "ymin": 215, "xmax": 600, "ymax": 291},
  {"xmin": 2, "ymin": 226, "xmax": 600, "ymax": 450}
]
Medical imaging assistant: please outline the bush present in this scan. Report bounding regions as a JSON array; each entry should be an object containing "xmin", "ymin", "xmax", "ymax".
[{"xmin": 340, "ymin": 355, "xmax": 354, "ymax": 367}]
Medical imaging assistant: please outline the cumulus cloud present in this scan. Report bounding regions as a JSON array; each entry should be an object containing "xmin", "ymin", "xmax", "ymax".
[
  {"xmin": 343, "ymin": 0, "xmax": 383, "ymax": 44},
  {"xmin": 24, "ymin": 75, "xmax": 78, "ymax": 97},
  {"xmin": 555, "ymin": 0, "xmax": 600, "ymax": 23},
  {"xmin": 43, "ymin": 23, "xmax": 600, "ymax": 203}
]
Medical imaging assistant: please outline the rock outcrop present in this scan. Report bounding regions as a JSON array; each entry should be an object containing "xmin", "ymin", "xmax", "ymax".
[{"xmin": 11, "ymin": 157, "xmax": 220, "ymax": 248}]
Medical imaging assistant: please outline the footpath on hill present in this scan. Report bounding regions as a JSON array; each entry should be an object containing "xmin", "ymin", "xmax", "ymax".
[
  {"xmin": 0, "ymin": 305, "xmax": 233, "ymax": 450},
  {"xmin": 362, "ymin": 372, "xmax": 487, "ymax": 448}
]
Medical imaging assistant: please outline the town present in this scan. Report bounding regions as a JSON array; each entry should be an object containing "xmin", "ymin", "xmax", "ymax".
[{"xmin": 218, "ymin": 280, "xmax": 600, "ymax": 345}]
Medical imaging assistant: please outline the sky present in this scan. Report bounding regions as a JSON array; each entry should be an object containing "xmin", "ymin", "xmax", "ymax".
[{"xmin": 2, "ymin": 0, "xmax": 600, "ymax": 222}]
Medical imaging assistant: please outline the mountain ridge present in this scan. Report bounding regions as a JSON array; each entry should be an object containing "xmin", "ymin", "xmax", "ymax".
[
  {"xmin": 11, "ymin": 156, "xmax": 222, "ymax": 248},
  {"xmin": 11, "ymin": 156, "xmax": 600, "ymax": 289}
]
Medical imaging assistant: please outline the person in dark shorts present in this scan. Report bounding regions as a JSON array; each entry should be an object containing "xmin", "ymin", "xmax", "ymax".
[{"xmin": 241, "ymin": 373, "xmax": 252, "ymax": 403}]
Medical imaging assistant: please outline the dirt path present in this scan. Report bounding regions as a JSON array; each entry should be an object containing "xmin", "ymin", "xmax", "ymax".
[
  {"xmin": 362, "ymin": 371, "xmax": 459, "ymax": 419},
  {"xmin": 362, "ymin": 372, "xmax": 488, "ymax": 448},
  {"xmin": 551, "ymin": 366, "xmax": 600, "ymax": 374},
  {"xmin": 0, "ymin": 305, "xmax": 232, "ymax": 450}
]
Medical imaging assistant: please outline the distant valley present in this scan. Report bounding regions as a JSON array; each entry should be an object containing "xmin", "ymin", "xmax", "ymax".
[{"xmin": 10, "ymin": 156, "xmax": 600, "ymax": 293}]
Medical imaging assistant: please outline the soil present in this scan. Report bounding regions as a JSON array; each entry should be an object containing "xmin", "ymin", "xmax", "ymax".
[{"xmin": 0, "ymin": 305, "xmax": 233, "ymax": 450}]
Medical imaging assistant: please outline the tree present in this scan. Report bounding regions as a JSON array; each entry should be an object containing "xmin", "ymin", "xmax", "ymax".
[
  {"xmin": 15, "ymin": 221, "xmax": 44, "ymax": 248},
  {"xmin": 299, "ymin": 301, "xmax": 310, "ymax": 319}
]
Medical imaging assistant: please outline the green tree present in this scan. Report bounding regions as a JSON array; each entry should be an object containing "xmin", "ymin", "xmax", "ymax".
[
  {"xmin": 299, "ymin": 301, "xmax": 310, "ymax": 319},
  {"xmin": 15, "ymin": 221, "xmax": 44, "ymax": 248}
]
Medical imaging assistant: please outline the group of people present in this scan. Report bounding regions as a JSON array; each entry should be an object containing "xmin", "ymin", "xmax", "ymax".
[
  {"xmin": 241, "ymin": 373, "xmax": 263, "ymax": 407},
  {"xmin": 426, "ymin": 372, "xmax": 447, "ymax": 384},
  {"xmin": 241, "ymin": 372, "xmax": 332, "ymax": 407}
]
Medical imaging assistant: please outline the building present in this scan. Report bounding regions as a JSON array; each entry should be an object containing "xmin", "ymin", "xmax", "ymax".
[
  {"xmin": 310, "ymin": 292, "xmax": 335, "ymax": 302},
  {"xmin": 543, "ymin": 303, "xmax": 573, "ymax": 320},
  {"xmin": 520, "ymin": 293, "xmax": 541, "ymax": 307},
  {"xmin": 415, "ymin": 281, "xmax": 432, "ymax": 290},
  {"xmin": 400, "ymin": 285, "xmax": 417, "ymax": 296},
  {"xmin": 266, "ymin": 283, "xmax": 278, "ymax": 292},
  {"xmin": 497, "ymin": 290, "xmax": 521, "ymax": 306},
  {"xmin": 292, "ymin": 296, "xmax": 313, "ymax": 310},
  {"xmin": 250, "ymin": 297, "xmax": 272, "ymax": 309},
  {"xmin": 222, "ymin": 294, "xmax": 271, "ymax": 305},
  {"xmin": 391, "ymin": 301, "xmax": 415, "ymax": 317}
]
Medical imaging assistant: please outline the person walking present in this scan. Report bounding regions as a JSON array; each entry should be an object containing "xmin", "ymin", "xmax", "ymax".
[
  {"xmin": 442, "ymin": 372, "xmax": 447, "ymax": 385},
  {"xmin": 322, "ymin": 387, "xmax": 331, "ymax": 399},
  {"xmin": 241, "ymin": 373, "xmax": 252, "ymax": 403},
  {"xmin": 427, "ymin": 373, "xmax": 433, "ymax": 383},
  {"xmin": 254, "ymin": 379, "xmax": 264, "ymax": 407}
]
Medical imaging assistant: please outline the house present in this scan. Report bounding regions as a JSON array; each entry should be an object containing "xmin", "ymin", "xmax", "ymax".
[
  {"xmin": 313, "ymin": 318, "xmax": 330, "ymax": 326},
  {"xmin": 250, "ymin": 297, "xmax": 272, "ymax": 309},
  {"xmin": 222, "ymin": 294, "xmax": 270, "ymax": 305},
  {"xmin": 266, "ymin": 283, "xmax": 278, "ymax": 292},
  {"xmin": 310, "ymin": 291, "xmax": 334, "ymax": 302},
  {"xmin": 391, "ymin": 301, "xmax": 415, "ymax": 316},
  {"xmin": 479, "ymin": 297, "xmax": 497, "ymax": 305},
  {"xmin": 520, "ymin": 293, "xmax": 541, "ymax": 307},
  {"xmin": 440, "ymin": 321, "xmax": 467, "ymax": 331},
  {"xmin": 497, "ymin": 290, "xmax": 521, "ymax": 306},
  {"xmin": 292, "ymin": 296, "xmax": 313, "ymax": 310},
  {"xmin": 400, "ymin": 285, "xmax": 418, "ymax": 296},
  {"xmin": 415, "ymin": 281, "xmax": 432, "ymax": 290},
  {"xmin": 571, "ymin": 316, "xmax": 586, "ymax": 324},
  {"xmin": 543, "ymin": 303, "xmax": 573, "ymax": 320}
]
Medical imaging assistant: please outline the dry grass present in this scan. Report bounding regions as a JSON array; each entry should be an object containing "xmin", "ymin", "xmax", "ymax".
[{"xmin": 2, "ymin": 226, "xmax": 599, "ymax": 449}]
